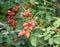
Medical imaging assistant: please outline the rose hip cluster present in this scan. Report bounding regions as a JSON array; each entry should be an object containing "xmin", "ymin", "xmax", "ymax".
[
  {"xmin": 18, "ymin": 30, "xmax": 30, "ymax": 38},
  {"xmin": 22, "ymin": 11, "xmax": 32, "ymax": 18},
  {"xmin": 24, "ymin": 2, "xmax": 35, "ymax": 9},
  {"xmin": 7, "ymin": 5, "xmax": 21, "ymax": 29},
  {"xmin": 23, "ymin": 21, "xmax": 35, "ymax": 30},
  {"xmin": 18, "ymin": 21, "xmax": 35, "ymax": 38}
]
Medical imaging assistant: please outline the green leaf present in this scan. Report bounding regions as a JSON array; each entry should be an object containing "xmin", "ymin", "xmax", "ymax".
[
  {"xmin": 35, "ymin": 34, "xmax": 44, "ymax": 38},
  {"xmin": 46, "ymin": 14, "xmax": 52, "ymax": 23},
  {"xmin": 54, "ymin": 37, "xmax": 60, "ymax": 44},
  {"xmin": 2, "ymin": 3, "xmax": 9, "ymax": 14},
  {"xmin": 53, "ymin": 18, "xmax": 60, "ymax": 28},
  {"xmin": 53, "ymin": 35, "xmax": 60, "ymax": 38},
  {"xmin": 35, "ymin": 2, "xmax": 39, "ymax": 4},
  {"xmin": 30, "ymin": 0, "xmax": 36, "ymax": 2},
  {"xmin": 51, "ymin": 0, "xmax": 55, "ymax": 2},
  {"xmin": 5, "ymin": 25, "xmax": 11, "ymax": 31},
  {"xmin": 49, "ymin": 38, "xmax": 54, "ymax": 45},
  {"xmin": 30, "ymin": 35, "xmax": 37, "ymax": 47},
  {"xmin": 44, "ymin": 34, "xmax": 51, "ymax": 40},
  {"xmin": 0, "ymin": 35, "xmax": 2, "ymax": 43},
  {"xmin": 43, "ymin": 27, "xmax": 51, "ymax": 36}
]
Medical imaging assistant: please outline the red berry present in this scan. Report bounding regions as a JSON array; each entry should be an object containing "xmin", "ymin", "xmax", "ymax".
[
  {"xmin": 22, "ymin": 30, "xmax": 27, "ymax": 35},
  {"xmin": 24, "ymin": 4, "xmax": 30, "ymax": 9},
  {"xmin": 8, "ymin": 12, "xmax": 15, "ymax": 16},
  {"xmin": 24, "ymin": 26, "xmax": 29, "ymax": 30},
  {"xmin": 31, "ymin": 2, "xmax": 35, "ymax": 6},
  {"xmin": 8, "ymin": 10, "xmax": 12, "ymax": 14},
  {"xmin": 13, "ymin": 37, "xmax": 17, "ymax": 42},
  {"xmin": 28, "ymin": 13, "xmax": 32, "ymax": 17},
  {"xmin": 22, "ymin": 12, "xmax": 27, "ymax": 17},
  {"xmin": 27, "ymin": 4, "xmax": 30, "ymax": 7},
  {"xmin": 16, "ymin": 5, "xmax": 21, "ymax": 9},
  {"xmin": 23, "ymin": 22, "xmax": 28, "ymax": 27},
  {"xmin": 11, "ymin": 22, "xmax": 16, "ymax": 26},
  {"xmin": 12, "ymin": 8, "xmax": 18, "ymax": 13},
  {"xmin": 9, "ymin": 19, "xmax": 13, "ymax": 22},
  {"xmin": 25, "ymin": 32, "xmax": 30, "ymax": 38},
  {"xmin": 13, "ymin": 25, "xmax": 16, "ymax": 30},
  {"xmin": 29, "ymin": 21, "xmax": 35, "ymax": 27},
  {"xmin": 7, "ymin": 21, "xmax": 10, "ymax": 24},
  {"xmin": 15, "ymin": 20, "xmax": 18, "ymax": 23},
  {"xmin": 7, "ymin": 16, "xmax": 13, "ymax": 19},
  {"xmin": 7, "ymin": 21, "xmax": 12, "ymax": 24},
  {"xmin": 18, "ymin": 31, "xmax": 23, "ymax": 37},
  {"xmin": 2, "ymin": 45, "xmax": 5, "ymax": 47},
  {"xmin": 24, "ymin": 5, "xmax": 29, "ymax": 9},
  {"xmin": 26, "ymin": 11, "xmax": 30, "ymax": 14},
  {"xmin": 8, "ymin": 10, "xmax": 15, "ymax": 16},
  {"xmin": 29, "ymin": 26, "xmax": 33, "ymax": 31},
  {"xmin": 12, "ymin": 12, "xmax": 15, "ymax": 16},
  {"xmin": 7, "ymin": 19, "xmax": 13, "ymax": 24},
  {"xmin": 14, "ymin": 20, "xmax": 17, "ymax": 25}
]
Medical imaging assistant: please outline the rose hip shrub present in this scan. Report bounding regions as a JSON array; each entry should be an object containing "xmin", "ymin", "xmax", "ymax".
[{"xmin": 0, "ymin": 0, "xmax": 60, "ymax": 47}]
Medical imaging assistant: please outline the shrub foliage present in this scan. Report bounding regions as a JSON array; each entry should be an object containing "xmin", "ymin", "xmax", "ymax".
[{"xmin": 0, "ymin": 0, "xmax": 60, "ymax": 47}]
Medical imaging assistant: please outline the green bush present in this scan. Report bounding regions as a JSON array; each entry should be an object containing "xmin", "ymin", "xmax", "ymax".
[{"xmin": 0, "ymin": 0, "xmax": 60, "ymax": 47}]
